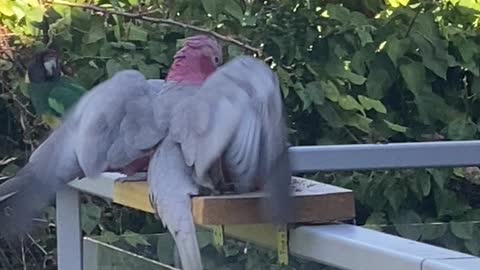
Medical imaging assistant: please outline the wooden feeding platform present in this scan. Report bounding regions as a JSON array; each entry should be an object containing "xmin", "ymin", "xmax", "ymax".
[
  {"xmin": 112, "ymin": 176, "xmax": 355, "ymax": 226},
  {"xmin": 85, "ymin": 175, "xmax": 356, "ymax": 266}
]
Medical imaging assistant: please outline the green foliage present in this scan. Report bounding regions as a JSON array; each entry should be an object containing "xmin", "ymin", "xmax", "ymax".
[
  {"xmin": 94, "ymin": 232, "xmax": 334, "ymax": 270},
  {"xmin": 1, "ymin": 0, "xmax": 480, "ymax": 268}
]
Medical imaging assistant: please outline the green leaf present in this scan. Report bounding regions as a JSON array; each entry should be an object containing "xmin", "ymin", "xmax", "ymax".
[
  {"xmin": 123, "ymin": 232, "xmax": 151, "ymax": 247},
  {"xmin": 26, "ymin": 5, "xmax": 44, "ymax": 22},
  {"xmin": 384, "ymin": 180, "xmax": 406, "ymax": 212},
  {"xmin": 76, "ymin": 65, "xmax": 105, "ymax": 89},
  {"xmin": 400, "ymin": 61, "xmax": 426, "ymax": 95},
  {"xmin": 338, "ymin": 95, "xmax": 364, "ymax": 112},
  {"xmin": 106, "ymin": 59, "xmax": 127, "ymax": 78},
  {"xmin": 127, "ymin": 23, "xmax": 148, "ymax": 41},
  {"xmin": 156, "ymin": 235, "xmax": 175, "ymax": 265},
  {"xmin": 276, "ymin": 66, "xmax": 292, "ymax": 97},
  {"xmin": 294, "ymin": 83, "xmax": 312, "ymax": 110},
  {"xmin": 321, "ymin": 80, "xmax": 340, "ymax": 102},
  {"xmin": 458, "ymin": 39, "xmax": 478, "ymax": 63},
  {"xmin": 434, "ymin": 188, "xmax": 471, "ymax": 217},
  {"xmin": 411, "ymin": 33, "xmax": 449, "ymax": 79},
  {"xmin": 201, "ymin": 0, "xmax": 219, "ymax": 17},
  {"xmin": 427, "ymin": 169, "xmax": 450, "ymax": 188},
  {"xmin": 465, "ymin": 229, "xmax": 480, "ymax": 255},
  {"xmin": 472, "ymin": 76, "xmax": 480, "ymax": 97},
  {"xmin": 385, "ymin": 36, "xmax": 410, "ymax": 66},
  {"xmin": 324, "ymin": 4, "xmax": 351, "ymax": 22},
  {"xmin": 138, "ymin": 62, "xmax": 160, "ymax": 79},
  {"xmin": 0, "ymin": 0, "xmax": 14, "ymax": 16},
  {"xmin": 420, "ymin": 175, "xmax": 431, "ymax": 196},
  {"xmin": 365, "ymin": 212, "xmax": 387, "ymax": 225},
  {"xmin": 421, "ymin": 220, "xmax": 447, "ymax": 241},
  {"xmin": 344, "ymin": 70, "xmax": 367, "ymax": 85},
  {"xmin": 81, "ymin": 202, "xmax": 102, "ymax": 234},
  {"xmin": 327, "ymin": 57, "xmax": 367, "ymax": 85},
  {"xmin": 224, "ymin": 0, "xmax": 243, "ymax": 21},
  {"xmin": 465, "ymin": 238, "xmax": 480, "ymax": 256},
  {"xmin": 447, "ymin": 116, "xmax": 477, "ymax": 140},
  {"xmin": 81, "ymin": 42, "xmax": 102, "ymax": 57},
  {"xmin": 111, "ymin": 41, "xmax": 136, "ymax": 50},
  {"xmin": 196, "ymin": 231, "xmax": 213, "ymax": 249},
  {"xmin": 366, "ymin": 55, "xmax": 395, "ymax": 99},
  {"xmin": 85, "ymin": 17, "xmax": 106, "ymax": 44},
  {"xmin": 450, "ymin": 222, "xmax": 474, "ymax": 240},
  {"xmin": 227, "ymin": 44, "xmax": 243, "ymax": 59},
  {"xmin": 317, "ymin": 102, "xmax": 344, "ymax": 128},
  {"xmin": 101, "ymin": 231, "xmax": 120, "ymax": 244},
  {"xmin": 305, "ymin": 81, "xmax": 325, "ymax": 105},
  {"xmin": 223, "ymin": 242, "xmax": 241, "ymax": 257},
  {"xmin": 423, "ymin": 55, "xmax": 448, "ymax": 80},
  {"xmin": 386, "ymin": 0, "xmax": 410, "ymax": 7},
  {"xmin": 345, "ymin": 113, "xmax": 372, "ymax": 133},
  {"xmin": 351, "ymin": 48, "xmax": 374, "ymax": 75},
  {"xmin": 356, "ymin": 26, "xmax": 373, "ymax": 47},
  {"xmin": 358, "ymin": 95, "xmax": 387, "ymax": 113},
  {"xmin": 415, "ymin": 90, "xmax": 458, "ymax": 124},
  {"xmin": 383, "ymin": 120, "xmax": 407, "ymax": 133},
  {"xmin": 393, "ymin": 210, "xmax": 422, "ymax": 241}
]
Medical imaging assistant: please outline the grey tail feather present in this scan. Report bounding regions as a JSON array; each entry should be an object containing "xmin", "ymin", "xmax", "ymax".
[
  {"xmin": 0, "ymin": 163, "xmax": 67, "ymax": 239},
  {"xmin": 174, "ymin": 225, "xmax": 203, "ymax": 270},
  {"xmin": 264, "ymin": 148, "xmax": 295, "ymax": 225}
]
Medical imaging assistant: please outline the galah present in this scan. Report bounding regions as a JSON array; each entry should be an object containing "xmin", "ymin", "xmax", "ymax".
[
  {"xmin": 0, "ymin": 35, "xmax": 223, "ymax": 237},
  {"xmin": 148, "ymin": 56, "xmax": 294, "ymax": 270},
  {"xmin": 27, "ymin": 49, "xmax": 87, "ymax": 128}
]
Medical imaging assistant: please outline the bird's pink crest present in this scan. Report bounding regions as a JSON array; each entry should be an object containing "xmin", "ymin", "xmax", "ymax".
[{"xmin": 166, "ymin": 35, "xmax": 223, "ymax": 85}]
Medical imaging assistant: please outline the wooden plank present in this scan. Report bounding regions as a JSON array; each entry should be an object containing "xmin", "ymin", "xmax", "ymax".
[
  {"xmin": 113, "ymin": 181, "xmax": 154, "ymax": 214},
  {"xmin": 113, "ymin": 177, "xmax": 355, "ymax": 225}
]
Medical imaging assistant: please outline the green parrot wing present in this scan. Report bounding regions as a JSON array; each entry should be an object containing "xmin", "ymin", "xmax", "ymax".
[
  {"xmin": 28, "ymin": 81, "xmax": 58, "ymax": 117},
  {"xmin": 48, "ymin": 77, "xmax": 87, "ymax": 115}
]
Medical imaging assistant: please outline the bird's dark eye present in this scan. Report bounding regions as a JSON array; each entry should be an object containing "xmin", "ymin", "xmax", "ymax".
[{"xmin": 214, "ymin": 57, "xmax": 219, "ymax": 63}]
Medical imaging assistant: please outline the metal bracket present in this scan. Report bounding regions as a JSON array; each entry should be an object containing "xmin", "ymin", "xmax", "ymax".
[
  {"xmin": 276, "ymin": 224, "xmax": 289, "ymax": 265},
  {"xmin": 212, "ymin": 225, "xmax": 224, "ymax": 250}
]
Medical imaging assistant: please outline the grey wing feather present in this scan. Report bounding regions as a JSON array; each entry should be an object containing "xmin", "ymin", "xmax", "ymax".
[
  {"xmin": 170, "ymin": 56, "xmax": 294, "ymax": 222},
  {"xmin": 0, "ymin": 70, "xmax": 173, "ymax": 237},
  {"xmin": 147, "ymin": 79, "xmax": 167, "ymax": 93},
  {"xmin": 73, "ymin": 70, "xmax": 168, "ymax": 176}
]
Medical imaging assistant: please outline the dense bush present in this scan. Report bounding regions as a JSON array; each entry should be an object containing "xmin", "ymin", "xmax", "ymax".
[{"xmin": 1, "ymin": 0, "xmax": 480, "ymax": 268}]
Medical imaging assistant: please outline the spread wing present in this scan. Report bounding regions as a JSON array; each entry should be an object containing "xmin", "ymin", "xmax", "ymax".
[
  {"xmin": 71, "ymin": 70, "xmax": 170, "ymax": 176},
  {"xmin": 169, "ymin": 56, "xmax": 294, "ymax": 223}
]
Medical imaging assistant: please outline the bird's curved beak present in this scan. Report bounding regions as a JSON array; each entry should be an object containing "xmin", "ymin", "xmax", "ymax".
[{"xmin": 43, "ymin": 58, "xmax": 57, "ymax": 77}]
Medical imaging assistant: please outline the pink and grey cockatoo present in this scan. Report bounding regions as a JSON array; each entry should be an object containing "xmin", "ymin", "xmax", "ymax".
[
  {"xmin": 0, "ymin": 35, "xmax": 223, "ymax": 236},
  {"xmin": 147, "ymin": 56, "xmax": 294, "ymax": 270}
]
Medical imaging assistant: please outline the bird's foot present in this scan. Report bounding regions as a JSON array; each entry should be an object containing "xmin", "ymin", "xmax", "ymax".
[{"xmin": 114, "ymin": 172, "xmax": 147, "ymax": 183}]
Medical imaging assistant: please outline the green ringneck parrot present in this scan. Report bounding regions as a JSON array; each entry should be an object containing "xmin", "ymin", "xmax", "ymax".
[{"xmin": 27, "ymin": 49, "xmax": 87, "ymax": 127}]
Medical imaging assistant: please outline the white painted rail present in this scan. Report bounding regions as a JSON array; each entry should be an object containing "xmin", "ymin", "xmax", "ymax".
[{"xmin": 57, "ymin": 141, "xmax": 480, "ymax": 270}]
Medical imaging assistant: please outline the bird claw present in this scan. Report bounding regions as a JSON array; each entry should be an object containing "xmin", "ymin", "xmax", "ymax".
[{"xmin": 114, "ymin": 172, "xmax": 147, "ymax": 183}]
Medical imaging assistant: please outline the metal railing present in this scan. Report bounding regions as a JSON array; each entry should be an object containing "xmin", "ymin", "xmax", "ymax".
[{"xmin": 57, "ymin": 141, "xmax": 480, "ymax": 270}]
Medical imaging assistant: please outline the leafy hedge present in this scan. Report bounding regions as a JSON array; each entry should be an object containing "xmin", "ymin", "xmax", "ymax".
[{"xmin": 1, "ymin": 0, "xmax": 480, "ymax": 268}]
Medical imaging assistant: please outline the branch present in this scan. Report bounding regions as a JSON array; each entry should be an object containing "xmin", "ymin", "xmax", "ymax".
[
  {"xmin": 46, "ymin": 0, "xmax": 263, "ymax": 55},
  {"xmin": 26, "ymin": 233, "xmax": 48, "ymax": 256}
]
